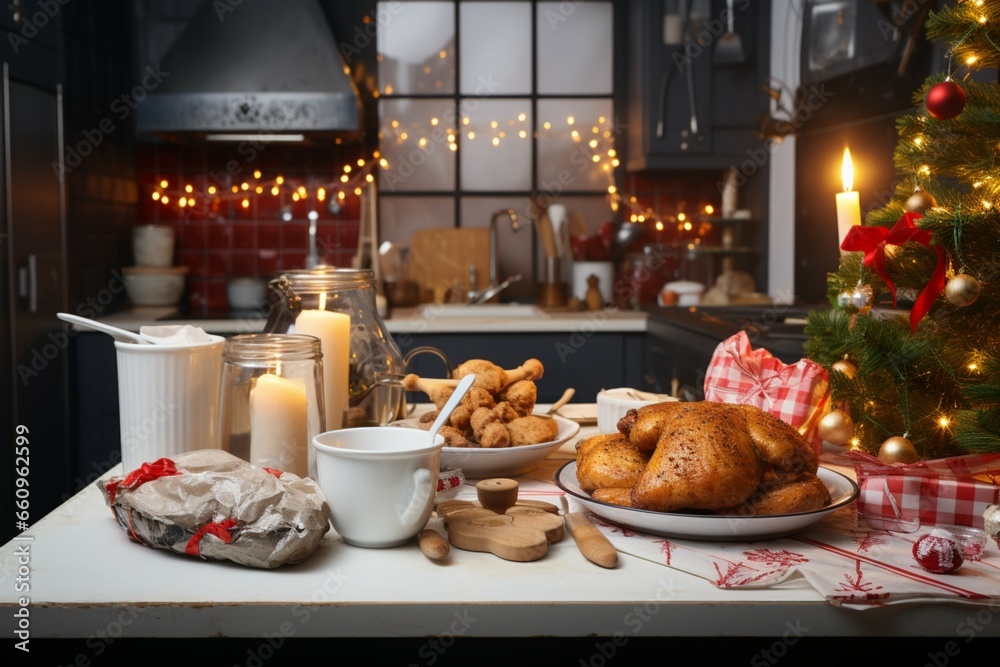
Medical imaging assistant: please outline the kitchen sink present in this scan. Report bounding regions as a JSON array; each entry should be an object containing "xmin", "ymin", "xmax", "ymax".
[{"xmin": 416, "ymin": 303, "xmax": 547, "ymax": 319}]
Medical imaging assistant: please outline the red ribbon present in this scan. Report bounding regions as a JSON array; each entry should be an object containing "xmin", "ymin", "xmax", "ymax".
[
  {"xmin": 105, "ymin": 458, "xmax": 181, "ymax": 504},
  {"xmin": 184, "ymin": 518, "xmax": 239, "ymax": 557},
  {"xmin": 263, "ymin": 468, "xmax": 283, "ymax": 479},
  {"xmin": 840, "ymin": 211, "xmax": 947, "ymax": 332},
  {"xmin": 841, "ymin": 224, "xmax": 894, "ymax": 300}
]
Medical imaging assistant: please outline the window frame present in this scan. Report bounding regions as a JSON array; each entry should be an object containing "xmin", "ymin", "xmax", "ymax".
[{"xmin": 375, "ymin": 0, "xmax": 624, "ymax": 231}]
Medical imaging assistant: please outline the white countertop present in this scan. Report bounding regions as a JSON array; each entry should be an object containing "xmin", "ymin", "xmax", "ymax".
[
  {"xmin": 80, "ymin": 305, "xmax": 648, "ymax": 335},
  {"xmin": 0, "ymin": 421, "xmax": 989, "ymax": 641}
]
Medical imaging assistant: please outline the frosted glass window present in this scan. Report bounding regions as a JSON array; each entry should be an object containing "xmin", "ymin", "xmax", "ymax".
[
  {"xmin": 460, "ymin": 99, "xmax": 532, "ymax": 191},
  {"xmin": 536, "ymin": 98, "xmax": 616, "ymax": 192},
  {"xmin": 377, "ymin": 2, "xmax": 455, "ymax": 95},
  {"xmin": 459, "ymin": 2, "xmax": 532, "ymax": 95},
  {"xmin": 379, "ymin": 197, "xmax": 455, "ymax": 247},
  {"xmin": 378, "ymin": 98, "xmax": 457, "ymax": 192},
  {"xmin": 536, "ymin": 2, "xmax": 613, "ymax": 94}
]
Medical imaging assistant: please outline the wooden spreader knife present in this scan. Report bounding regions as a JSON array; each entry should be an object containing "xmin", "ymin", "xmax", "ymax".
[{"xmin": 560, "ymin": 496, "xmax": 619, "ymax": 569}]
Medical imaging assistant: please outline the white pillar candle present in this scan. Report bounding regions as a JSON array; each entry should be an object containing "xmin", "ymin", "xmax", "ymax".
[
  {"xmin": 295, "ymin": 306, "xmax": 350, "ymax": 429},
  {"xmin": 836, "ymin": 148, "xmax": 861, "ymax": 257},
  {"xmin": 249, "ymin": 373, "xmax": 308, "ymax": 477}
]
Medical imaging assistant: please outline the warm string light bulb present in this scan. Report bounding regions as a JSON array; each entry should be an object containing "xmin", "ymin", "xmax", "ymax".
[
  {"xmin": 375, "ymin": 110, "xmax": 714, "ymax": 233},
  {"xmin": 148, "ymin": 155, "xmax": 386, "ymax": 216}
]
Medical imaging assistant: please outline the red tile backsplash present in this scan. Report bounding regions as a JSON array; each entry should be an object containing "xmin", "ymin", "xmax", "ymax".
[
  {"xmin": 137, "ymin": 141, "xmax": 367, "ymax": 312},
  {"xmin": 231, "ymin": 252, "xmax": 256, "ymax": 277},
  {"xmin": 281, "ymin": 221, "xmax": 309, "ymax": 249},
  {"xmin": 257, "ymin": 223, "xmax": 279, "ymax": 249},
  {"xmin": 231, "ymin": 223, "xmax": 255, "ymax": 250}
]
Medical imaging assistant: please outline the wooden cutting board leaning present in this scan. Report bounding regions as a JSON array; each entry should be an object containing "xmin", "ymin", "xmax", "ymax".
[{"xmin": 407, "ymin": 228, "xmax": 491, "ymax": 304}]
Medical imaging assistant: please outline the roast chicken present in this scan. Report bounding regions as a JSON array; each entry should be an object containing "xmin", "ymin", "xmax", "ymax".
[{"xmin": 576, "ymin": 401, "xmax": 830, "ymax": 516}]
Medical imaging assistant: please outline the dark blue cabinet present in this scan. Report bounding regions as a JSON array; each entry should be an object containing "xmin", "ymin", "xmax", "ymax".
[{"xmin": 397, "ymin": 331, "xmax": 653, "ymax": 404}]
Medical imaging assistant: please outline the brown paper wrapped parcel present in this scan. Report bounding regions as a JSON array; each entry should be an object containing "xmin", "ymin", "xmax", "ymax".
[{"xmin": 99, "ymin": 449, "xmax": 331, "ymax": 568}]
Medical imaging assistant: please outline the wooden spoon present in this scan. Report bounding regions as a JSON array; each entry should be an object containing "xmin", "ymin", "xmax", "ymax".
[
  {"xmin": 560, "ymin": 496, "xmax": 618, "ymax": 568},
  {"xmin": 538, "ymin": 387, "xmax": 575, "ymax": 420}
]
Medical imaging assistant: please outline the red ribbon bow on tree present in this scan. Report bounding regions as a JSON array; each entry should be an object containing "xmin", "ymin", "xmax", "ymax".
[{"xmin": 840, "ymin": 211, "xmax": 947, "ymax": 332}]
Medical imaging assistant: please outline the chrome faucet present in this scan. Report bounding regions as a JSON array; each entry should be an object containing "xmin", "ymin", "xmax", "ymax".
[
  {"xmin": 489, "ymin": 208, "xmax": 520, "ymax": 289},
  {"xmin": 468, "ymin": 208, "xmax": 521, "ymax": 303},
  {"xmin": 306, "ymin": 210, "xmax": 320, "ymax": 268}
]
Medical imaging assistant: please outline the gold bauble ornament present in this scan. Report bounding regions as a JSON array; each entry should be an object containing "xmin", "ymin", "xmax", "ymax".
[
  {"xmin": 945, "ymin": 273, "xmax": 981, "ymax": 307},
  {"xmin": 818, "ymin": 409, "xmax": 854, "ymax": 445},
  {"xmin": 832, "ymin": 358, "xmax": 857, "ymax": 380},
  {"xmin": 905, "ymin": 189, "xmax": 937, "ymax": 213},
  {"xmin": 878, "ymin": 436, "xmax": 919, "ymax": 465}
]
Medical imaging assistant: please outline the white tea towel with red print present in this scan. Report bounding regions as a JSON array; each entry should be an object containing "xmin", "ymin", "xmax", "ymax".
[{"xmin": 574, "ymin": 502, "xmax": 1000, "ymax": 609}]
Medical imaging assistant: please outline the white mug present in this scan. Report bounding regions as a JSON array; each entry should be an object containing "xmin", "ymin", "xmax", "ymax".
[{"xmin": 312, "ymin": 427, "xmax": 444, "ymax": 548}]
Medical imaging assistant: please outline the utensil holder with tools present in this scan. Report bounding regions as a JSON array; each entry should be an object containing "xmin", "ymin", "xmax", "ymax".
[{"xmin": 535, "ymin": 205, "xmax": 568, "ymax": 307}]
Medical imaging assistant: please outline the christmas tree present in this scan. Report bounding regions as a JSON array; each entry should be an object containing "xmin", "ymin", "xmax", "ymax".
[{"xmin": 805, "ymin": 1, "xmax": 1000, "ymax": 462}]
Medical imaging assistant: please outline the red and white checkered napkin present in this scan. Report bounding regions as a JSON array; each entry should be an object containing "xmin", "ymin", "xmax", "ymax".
[
  {"xmin": 703, "ymin": 331, "xmax": 830, "ymax": 454},
  {"xmin": 582, "ymin": 504, "xmax": 1000, "ymax": 609},
  {"xmin": 848, "ymin": 451, "xmax": 1000, "ymax": 532}
]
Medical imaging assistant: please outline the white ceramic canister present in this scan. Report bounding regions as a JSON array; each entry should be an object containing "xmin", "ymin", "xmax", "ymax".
[
  {"xmin": 132, "ymin": 224, "xmax": 175, "ymax": 267},
  {"xmin": 571, "ymin": 260, "xmax": 615, "ymax": 306},
  {"xmin": 115, "ymin": 334, "xmax": 225, "ymax": 472}
]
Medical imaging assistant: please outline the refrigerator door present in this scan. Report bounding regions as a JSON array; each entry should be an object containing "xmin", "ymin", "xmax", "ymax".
[{"xmin": 1, "ymin": 69, "xmax": 70, "ymax": 544}]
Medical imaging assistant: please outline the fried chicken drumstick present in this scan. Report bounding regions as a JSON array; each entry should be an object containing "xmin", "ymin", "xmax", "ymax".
[{"xmin": 405, "ymin": 358, "xmax": 560, "ymax": 448}]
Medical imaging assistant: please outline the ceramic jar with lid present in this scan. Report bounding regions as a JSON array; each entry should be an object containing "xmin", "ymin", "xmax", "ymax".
[
  {"xmin": 264, "ymin": 267, "xmax": 405, "ymax": 429},
  {"xmin": 617, "ymin": 245, "xmax": 679, "ymax": 307}
]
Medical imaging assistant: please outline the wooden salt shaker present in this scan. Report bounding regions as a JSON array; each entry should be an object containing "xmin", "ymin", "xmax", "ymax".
[
  {"xmin": 476, "ymin": 478, "xmax": 520, "ymax": 514},
  {"xmin": 585, "ymin": 274, "xmax": 603, "ymax": 311}
]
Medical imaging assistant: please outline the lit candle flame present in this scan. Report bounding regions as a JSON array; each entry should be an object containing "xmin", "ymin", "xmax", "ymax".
[
  {"xmin": 841, "ymin": 148, "xmax": 854, "ymax": 192},
  {"xmin": 318, "ymin": 291, "xmax": 326, "ymax": 311}
]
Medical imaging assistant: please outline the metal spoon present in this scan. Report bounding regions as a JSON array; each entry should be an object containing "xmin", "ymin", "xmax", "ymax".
[
  {"xmin": 56, "ymin": 312, "xmax": 154, "ymax": 344},
  {"xmin": 426, "ymin": 374, "xmax": 476, "ymax": 444}
]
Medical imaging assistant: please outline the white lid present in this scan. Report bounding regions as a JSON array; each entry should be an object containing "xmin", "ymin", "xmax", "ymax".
[{"xmin": 662, "ymin": 280, "xmax": 705, "ymax": 294}]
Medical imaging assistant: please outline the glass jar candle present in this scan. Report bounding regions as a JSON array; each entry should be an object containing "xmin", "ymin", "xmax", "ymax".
[
  {"xmin": 265, "ymin": 267, "xmax": 405, "ymax": 428},
  {"xmin": 219, "ymin": 334, "xmax": 325, "ymax": 479}
]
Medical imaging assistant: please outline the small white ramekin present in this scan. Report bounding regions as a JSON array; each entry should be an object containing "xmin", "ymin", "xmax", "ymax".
[{"xmin": 596, "ymin": 388, "xmax": 676, "ymax": 434}]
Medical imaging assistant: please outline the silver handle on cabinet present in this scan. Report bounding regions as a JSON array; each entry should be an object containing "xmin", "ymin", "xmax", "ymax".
[{"xmin": 17, "ymin": 255, "xmax": 38, "ymax": 312}]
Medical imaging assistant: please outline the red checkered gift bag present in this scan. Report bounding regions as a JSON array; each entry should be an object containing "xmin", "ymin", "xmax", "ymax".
[
  {"xmin": 703, "ymin": 331, "xmax": 830, "ymax": 454},
  {"xmin": 850, "ymin": 451, "xmax": 1000, "ymax": 532}
]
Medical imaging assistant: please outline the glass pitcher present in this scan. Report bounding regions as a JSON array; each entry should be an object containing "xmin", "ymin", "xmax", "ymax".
[{"xmin": 265, "ymin": 267, "xmax": 405, "ymax": 428}]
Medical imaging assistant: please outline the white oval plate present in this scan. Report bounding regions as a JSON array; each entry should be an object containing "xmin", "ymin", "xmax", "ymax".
[
  {"xmin": 554, "ymin": 461, "xmax": 859, "ymax": 541},
  {"xmin": 546, "ymin": 403, "xmax": 597, "ymax": 426},
  {"xmin": 389, "ymin": 415, "xmax": 580, "ymax": 478}
]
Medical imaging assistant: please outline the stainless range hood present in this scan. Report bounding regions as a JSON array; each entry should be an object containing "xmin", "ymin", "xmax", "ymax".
[{"xmin": 138, "ymin": 0, "xmax": 361, "ymax": 139}]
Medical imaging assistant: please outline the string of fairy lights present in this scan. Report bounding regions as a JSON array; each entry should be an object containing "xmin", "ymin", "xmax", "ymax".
[
  {"xmin": 149, "ymin": 154, "xmax": 389, "ymax": 221},
  {"xmin": 150, "ymin": 112, "xmax": 716, "ymax": 243}
]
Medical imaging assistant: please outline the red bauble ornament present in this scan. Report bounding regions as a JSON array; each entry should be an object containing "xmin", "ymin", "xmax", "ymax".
[
  {"xmin": 926, "ymin": 80, "xmax": 966, "ymax": 120},
  {"xmin": 913, "ymin": 530, "xmax": 964, "ymax": 574}
]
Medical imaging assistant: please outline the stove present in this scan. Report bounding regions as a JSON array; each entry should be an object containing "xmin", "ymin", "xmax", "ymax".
[{"xmin": 645, "ymin": 304, "xmax": 823, "ymax": 400}]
